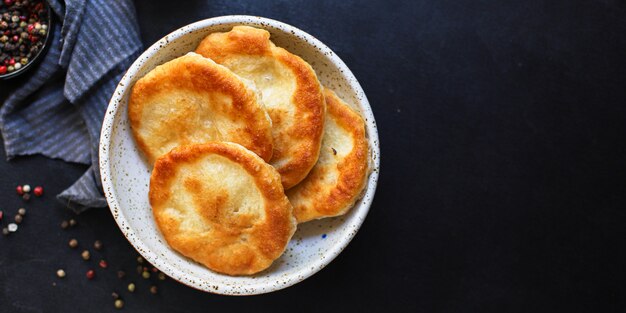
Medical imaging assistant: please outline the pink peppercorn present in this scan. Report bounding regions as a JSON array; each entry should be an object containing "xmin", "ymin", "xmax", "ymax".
[
  {"xmin": 99, "ymin": 260, "xmax": 108, "ymax": 269},
  {"xmin": 16, "ymin": 185, "xmax": 23, "ymax": 195},
  {"xmin": 33, "ymin": 186, "xmax": 43, "ymax": 197},
  {"xmin": 86, "ymin": 270, "xmax": 95, "ymax": 280}
]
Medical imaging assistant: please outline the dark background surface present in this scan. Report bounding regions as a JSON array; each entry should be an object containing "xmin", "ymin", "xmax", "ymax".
[{"xmin": 1, "ymin": 0, "xmax": 626, "ymax": 312}]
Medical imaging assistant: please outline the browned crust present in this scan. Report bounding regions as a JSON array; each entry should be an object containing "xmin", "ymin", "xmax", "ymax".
[
  {"xmin": 149, "ymin": 142, "xmax": 296, "ymax": 275},
  {"xmin": 128, "ymin": 53, "xmax": 273, "ymax": 164},
  {"xmin": 195, "ymin": 26, "xmax": 325, "ymax": 189},
  {"xmin": 287, "ymin": 89, "xmax": 369, "ymax": 223}
]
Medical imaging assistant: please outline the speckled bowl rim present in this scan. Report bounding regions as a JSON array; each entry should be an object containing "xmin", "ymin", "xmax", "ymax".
[{"xmin": 100, "ymin": 15, "xmax": 380, "ymax": 295}]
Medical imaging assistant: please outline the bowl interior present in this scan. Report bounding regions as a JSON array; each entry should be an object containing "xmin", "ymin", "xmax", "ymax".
[{"xmin": 101, "ymin": 16, "xmax": 379, "ymax": 295}]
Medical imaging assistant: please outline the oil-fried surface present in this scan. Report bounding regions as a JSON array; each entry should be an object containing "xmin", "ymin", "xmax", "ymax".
[
  {"xmin": 196, "ymin": 26, "xmax": 325, "ymax": 189},
  {"xmin": 149, "ymin": 142, "xmax": 296, "ymax": 275},
  {"xmin": 128, "ymin": 52, "xmax": 273, "ymax": 165},
  {"xmin": 287, "ymin": 89, "xmax": 369, "ymax": 223}
]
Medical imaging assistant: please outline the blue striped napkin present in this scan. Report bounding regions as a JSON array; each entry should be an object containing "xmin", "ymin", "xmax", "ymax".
[{"xmin": 0, "ymin": 0, "xmax": 142, "ymax": 212}]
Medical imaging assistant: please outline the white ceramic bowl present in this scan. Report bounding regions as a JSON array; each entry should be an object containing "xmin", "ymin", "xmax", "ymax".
[{"xmin": 99, "ymin": 15, "xmax": 380, "ymax": 295}]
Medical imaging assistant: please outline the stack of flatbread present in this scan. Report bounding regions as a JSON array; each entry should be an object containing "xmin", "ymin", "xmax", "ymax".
[{"xmin": 129, "ymin": 26, "xmax": 370, "ymax": 276}]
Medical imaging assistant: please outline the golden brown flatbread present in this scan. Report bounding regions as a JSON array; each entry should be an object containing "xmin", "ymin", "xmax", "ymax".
[
  {"xmin": 287, "ymin": 89, "xmax": 369, "ymax": 223},
  {"xmin": 195, "ymin": 26, "xmax": 325, "ymax": 189},
  {"xmin": 128, "ymin": 52, "xmax": 273, "ymax": 165},
  {"xmin": 150, "ymin": 142, "xmax": 296, "ymax": 275}
]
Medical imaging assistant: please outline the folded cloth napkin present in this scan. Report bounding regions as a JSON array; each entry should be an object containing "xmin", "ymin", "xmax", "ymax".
[{"xmin": 0, "ymin": 0, "xmax": 142, "ymax": 212}]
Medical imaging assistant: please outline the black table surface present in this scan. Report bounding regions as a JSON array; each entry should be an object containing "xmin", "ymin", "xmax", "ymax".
[{"xmin": 2, "ymin": 1, "xmax": 626, "ymax": 312}]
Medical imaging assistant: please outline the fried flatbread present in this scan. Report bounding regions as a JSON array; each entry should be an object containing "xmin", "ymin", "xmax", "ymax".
[
  {"xmin": 129, "ymin": 52, "xmax": 273, "ymax": 164},
  {"xmin": 196, "ymin": 26, "xmax": 325, "ymax": 189},
  {"xmin": 287, "ymin": 89, "xmax": 369, "ymax": 223},
  {"xmin": 150, "ymin": 142, "xmax": 296, "ymax": 275}
]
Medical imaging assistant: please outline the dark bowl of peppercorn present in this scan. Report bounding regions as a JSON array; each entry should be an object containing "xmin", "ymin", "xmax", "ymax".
[{"xmin": 0, "ymin": 0, "xmax": 52, "ymax": 80}]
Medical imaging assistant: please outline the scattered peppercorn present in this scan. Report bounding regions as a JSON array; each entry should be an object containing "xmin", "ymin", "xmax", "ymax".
[
  {"xmin": 33, "ymin": 186, "xmax": 43, "ymax": 196},
  {"xmin": 81, "ymin": 250, "xmax": 90, "ymax": 260},
  {"xmin": 22, "ymin": 184, "xmax": 30, "ymax": 193},
  {"xmin": 22, "ymin": 193, "xmax": 30, "ymax": 201},
  {"xmin": 68, "ymin": 238, "xmax": 78, "ymax": 248},
  {"xmin": 14, "ymin": 214, "xmax": 22, "ymax": 224},
  {"xmin": 117, "ymin": 270, "xmax": 126, "ymax": 279},
  {"xmin": 150, "ymin": 285, "xmax": 158, "ymax": 294},
  {"xmin": 142, "ymin": 271, "xmax": 150, "ymax": 279},
  {"xmin": 127, "ymin": 283, "xmax": 135, "ymax": 292},
  {"xmin": 60, "ymin": 220, "xmax": 69, "ymax": 229},
  {"xmin": 16, "ymin": 185, "xmax": 23, "ymax": 195},
  {"xmin": 99, "ymin": 260, "xmax": 108, "ymax": 268},
  {"xmin": 136, "ymin": 256, "xmax": 144, "ymax": 264},
  {"xmin": 93, "ymin": 240, "xmax": 102, "ymax": 250},
  {"xmin": 157, "ymin": 272, "xmax": 166, "ymax": 280},
  {"xmin": 151, "ymin": 267, "xmax": 158, "ymax": 273},
  {"xmin": 111, "ymin": 292, "xmax": 119, "ymax": 300},
  {"xmin": 0, "ymin": 210, "xmax": 3, "ymax": 221},
  {"xmin": 56, "ymin": 269, "xmax": 66, "ymax": 278},
  {"xmin": 69, "ymin": 219, "xmax": 77, "ymax": 227},
  {"xmin": 136, "ymin": 265, "xmax": 142, "ymax": 274},
  {"xmin": 17, "ymin": 207, "xmax": 25, "ymax": 215},
  {"xmin": 86, "ymin": 269, "xmax": 95, "ymax": 280},
  {"xmin": 114, "ymin": 299, "xmax": 124, "ymax": 309},
  {"xmin": 7, "ymin": 223, "xmax": 17, "ymax": 232},
  {"xmin": 2, "ymin": 227, "xmax": 9, "ymax": 236}
]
